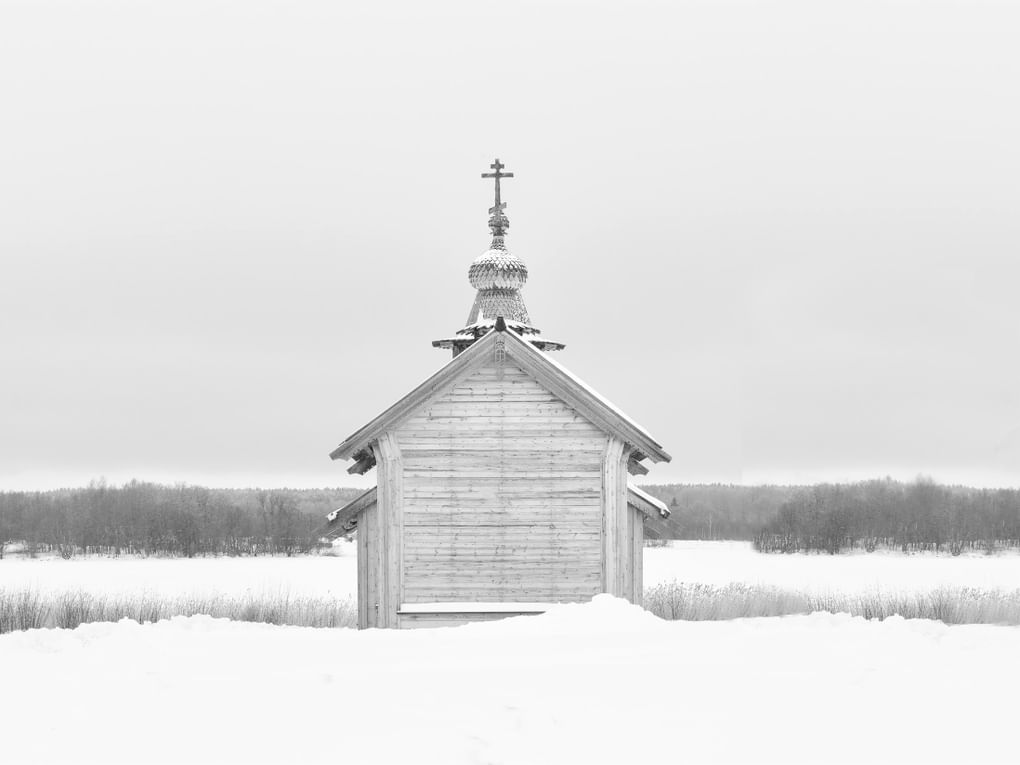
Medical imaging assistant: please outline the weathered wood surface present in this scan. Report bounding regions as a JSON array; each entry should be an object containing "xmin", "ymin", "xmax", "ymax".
[
  {"xmin": 373, "ymin": 433, "xmax": 402, "ymax": 629},
  {"xmin": 325, "ymin": 486, "xmax": 376, "ymax": 539},
  {"xmin": 398, "ymin": 602, "xmax": 551, "ymax": 613},
  {"xmin": 350, "ymin": 348, "xmax": 657, "ymax": 627},
  {"xmin": 399, "ymin": 612, "xmax": 540, "ymax": 629},
  {"xmin": 632, "ymin": 505, "xmax": 644, "ymax": 604},
  {"xmin": 357, "ymin": 501, "xmax": 378, "ymax": 628},
  {"xmin": 347, "ymin": 454, "xmax": 375, "ymax": 475},
  {"xmin": 331, "ymin": 325, "xmax": 670, "ymax": 464},
  {"xmin": 627, "ymin": 458, "xmax": 649, "ymax": 476},
  {"xmin": 396, "ymin": 361, "xmax": 608, "ymax": 604},
  {"xmin": 601, "ymin": 436, "xmax": 633, "ymax": 598}
]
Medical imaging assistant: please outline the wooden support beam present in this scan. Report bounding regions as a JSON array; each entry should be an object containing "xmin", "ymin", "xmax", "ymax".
[
  {"xmin": 627, "ymin": 458, "xmax": 648, "ymax": 476},
  {"xmin": 347, "ymin": 454, "xmax": 376, "ymax": 475},
  {"xmin": 374, "ymin": 433, "xmax": 403, "ymax": 629},
  {"xmin": 601, "ymin": 436, "xmax": 629, "ymax": 597},
  {"xmin": 357, "ymin": 505, "xmax": 370, "ymax": 628},
  {"xmin": 324, "ymin": 486, "xmax": 377, "ymax": 539},
  {"xmin": 632, "ymin": 506, "xmax": 644, "ymax": 605}
]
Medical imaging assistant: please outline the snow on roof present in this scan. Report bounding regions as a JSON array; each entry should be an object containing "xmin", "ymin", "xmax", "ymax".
[
  {"xmin": 628, "ymin": 483, "xmax": 670, "ymax": 518},
  {"xmin": 324, "ymin": 487, "xmax": 377, "ymax": 538},
  {"xmin": 507, "ymin": 326, "xmax": 664, "ymax": 454}
]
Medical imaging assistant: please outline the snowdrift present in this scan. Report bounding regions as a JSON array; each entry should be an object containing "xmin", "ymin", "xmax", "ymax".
[{"xmin": 1, "ymin": 595, "xmax": 1018, "ymax": 764}]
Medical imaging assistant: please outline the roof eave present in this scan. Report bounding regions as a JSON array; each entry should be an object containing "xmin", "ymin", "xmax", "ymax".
[
  {"xmin": 323, "ymin": 486, "xmax": 378, "ymax": 538},
  {"xmin": 627, "ymin": 483, "xmax": 671, "ymax": 519},
  {"xmin": 497, "ymin": 328, "xmax": 671, "ymax": 463},
  {"xmin": 330, "ymin": 328, "xmax": 498, "ymax": 461}
]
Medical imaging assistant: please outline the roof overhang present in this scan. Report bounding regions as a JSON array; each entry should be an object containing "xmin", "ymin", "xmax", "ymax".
[
  {"xmin": 627, "ymin": 484, "xmax": 670, "ymax": 519},
  {"xmin": 323, "ymin": 486, "xmax": 377, "ymax": 539},
  {"xmin": 628, "ymin": 484, "xmax": 672, "ymax": 540}
]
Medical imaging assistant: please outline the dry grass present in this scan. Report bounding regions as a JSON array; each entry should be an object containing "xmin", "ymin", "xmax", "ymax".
[
  {"xmin": 5, "ymin": 584, "xmax": 1020, "ymax": 635},
  {"xmin": 0, "ymin": 590, "xmax": 357, "ymax": 635},
  {"xmin": 644, "ymin": 580, "xmax": 1020, "ymax": 625}
]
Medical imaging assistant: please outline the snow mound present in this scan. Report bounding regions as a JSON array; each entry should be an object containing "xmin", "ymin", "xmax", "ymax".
[
  {"xmin": 468, "ymin": 593, "xmax": 665, "ymax": 635},
  {"xmin": 3, "ymin": 600, "xmax": 1020, "ymax": 764}
]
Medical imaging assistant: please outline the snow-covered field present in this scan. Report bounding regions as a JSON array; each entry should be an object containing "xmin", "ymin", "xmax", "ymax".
[
  {"xmin": 644, "ymin": 541, "xmax": 1020, "ymax": 594},
  {"xmin": 0, "ymin": 596, "xmax": 1016, "ymax": 764},
  {"xmin": 0, "ymin": 547, "xmax": 358, "ymax": 599},
  {"xmin": 3, "ymin": 541, "xmax": 1020, "ymax": 600},
  {"xmin": 3, "ymin": 544, "xmax": 1020, "ymax": 762}
]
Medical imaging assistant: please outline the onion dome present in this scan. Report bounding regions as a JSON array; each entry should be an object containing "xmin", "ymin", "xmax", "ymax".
[
  {"xmin": 432, "ymin": 158, "xmax": 565, "ymax": 356},
  {"xmin": 468, "ymin": 248, "xmax": 529, "ymax": 291}
]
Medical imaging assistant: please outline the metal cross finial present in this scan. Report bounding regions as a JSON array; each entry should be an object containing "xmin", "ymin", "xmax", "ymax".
[{"xmin": 481, "ymin": 158, "xmax": 513, "ymax": 242}]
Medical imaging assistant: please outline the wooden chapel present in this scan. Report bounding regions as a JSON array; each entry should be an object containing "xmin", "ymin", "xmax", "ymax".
[{"xmin": 326, "ymin": 159, "xmax": 671, "ymax": 629}]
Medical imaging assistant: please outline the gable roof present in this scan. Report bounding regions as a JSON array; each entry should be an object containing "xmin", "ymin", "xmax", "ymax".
[
  {"xmin": 329, "ymin": 324, "xmax": 671, "ymax": 465},
  {"xmin": 324, "ymin": 483, "xmax": 670, "ymax": 539}
]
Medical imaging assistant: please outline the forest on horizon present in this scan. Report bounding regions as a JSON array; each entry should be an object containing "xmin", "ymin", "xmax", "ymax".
[
  {"xmin": 639, "ymin": 480, "xmax": 1020, "ymax": 554},
  {"xmin": 0, "ymin": 481, "xmax": 361, "ymax": 558}
]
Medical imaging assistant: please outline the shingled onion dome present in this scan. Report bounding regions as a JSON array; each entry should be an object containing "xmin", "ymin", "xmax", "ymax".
[
  {"xmin": 466, "ymin": 246, "xmax": 531, "ymax": 326},
  {"xmin": 469, "ymin": 248, "xmax": 528, "ymax": 291},
  {"xmin": 432, "ymin": 158, "xmax": 565, "ymax": 357}
]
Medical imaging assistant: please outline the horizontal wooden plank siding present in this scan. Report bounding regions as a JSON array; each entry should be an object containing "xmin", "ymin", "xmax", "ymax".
[{"xmin": 397, "ymin": 361, "xmax": 607, "ymax": 604}]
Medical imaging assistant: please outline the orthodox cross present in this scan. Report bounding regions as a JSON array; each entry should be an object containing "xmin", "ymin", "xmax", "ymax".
[
  {"xmin": 482, "ymin": 158, "xmax": 513, "ymax": 240},
  {"xmin": 482, "ymin": 158, "xmax": 513, "ymax": 214}
]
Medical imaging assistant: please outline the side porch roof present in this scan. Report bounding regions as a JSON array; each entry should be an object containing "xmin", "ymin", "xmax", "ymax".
[
  {"xmin": 322, "ymin": 486, "xmax": 376, "ymax": 539},
  {"xmin": 322, "ymin": 483, "xmax": 671, "ymax": 540}
]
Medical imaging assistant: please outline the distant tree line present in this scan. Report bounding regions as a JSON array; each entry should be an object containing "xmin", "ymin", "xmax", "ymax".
[
  {"xmin": 0, "ymin": 481, "xmax": 361, "ymax": 558},
  {"xmin": 639, "ymin": 484, "xmax": 800, "ymax": 540},
  {"xmin": 5, "ymin": 478, "xmax": 1017, "ymax": 558},
  {"xmin": 752, "ymin": 479, "xmax": 1020, "ymax": 555}
]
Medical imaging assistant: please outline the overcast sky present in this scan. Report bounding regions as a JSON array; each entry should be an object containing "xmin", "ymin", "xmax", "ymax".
[{"xmin": 1, "ymin": 0, "xmax": 1018, "ymax": 491}]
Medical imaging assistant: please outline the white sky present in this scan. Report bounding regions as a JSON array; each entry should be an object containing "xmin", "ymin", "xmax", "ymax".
[{"xmin": 1, "ymin": 0, "xmax": 1018, "ymax": 490}]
